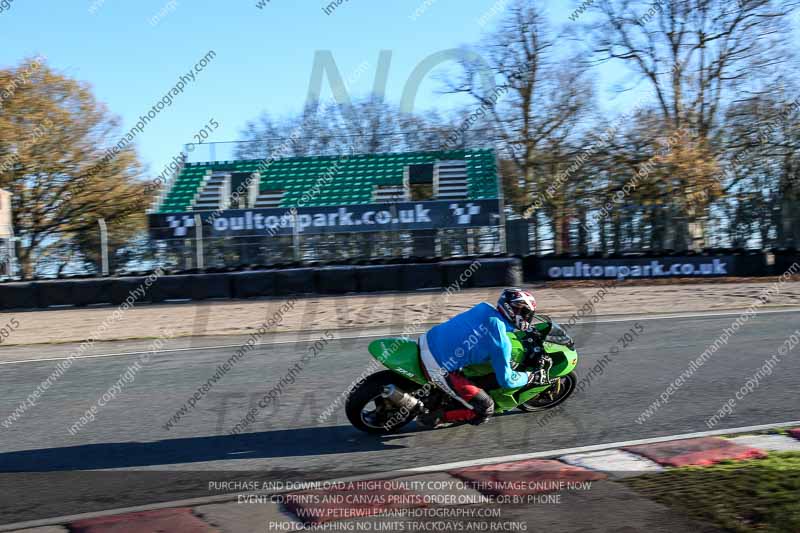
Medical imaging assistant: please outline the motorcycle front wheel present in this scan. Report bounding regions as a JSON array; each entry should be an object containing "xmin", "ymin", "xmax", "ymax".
[{"xmin": 517, "ymin": 372, "xmax": 577, "ymax": 412}]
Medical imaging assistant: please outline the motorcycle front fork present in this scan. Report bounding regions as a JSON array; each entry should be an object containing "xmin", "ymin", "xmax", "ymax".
[{"xmin": 532, "ymin": 355, "xmax": 554, "ymax": 385}]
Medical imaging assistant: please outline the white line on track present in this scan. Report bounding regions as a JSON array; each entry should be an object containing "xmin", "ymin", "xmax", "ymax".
[
  {"xmin": 1, "ymin": 307, "xmax": 799, "ymax": 367},
  {"xmin": 1, "ymin": 419, "xmax": 797, "ymax": 532}
]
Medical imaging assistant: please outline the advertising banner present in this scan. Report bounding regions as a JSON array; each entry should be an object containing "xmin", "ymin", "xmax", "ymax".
[
  {"xmin": 148, "ymin": 199, "xmax": 501, "ymax": 239},
  {"xmin": 531, "ymin": 255, "xmax": 736, "ymax": 281}
]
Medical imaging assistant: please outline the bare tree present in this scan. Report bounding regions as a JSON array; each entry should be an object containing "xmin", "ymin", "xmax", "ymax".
[
  {"xmin": 590, "ymin": 0, "xmax": 796, "ymax": 134},
  {"xmin": 587, "ymin": 0, "xmax": 798, "ymax": 249},
  {"xmin": 722, "ymin": 91, "xmax": 800, "ymax": 247},
  {"xmin": 449, "ymin": 0, "xmax": 595, "ymax": 253},
  {"xmin": 236, "ymin": 97, "xmax": 454, "ymax": 159}
]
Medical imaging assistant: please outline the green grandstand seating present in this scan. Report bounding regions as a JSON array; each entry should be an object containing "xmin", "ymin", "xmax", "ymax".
[{"xmin": 156, "ymin": 148, "xmax": 498, "ymax": 213}]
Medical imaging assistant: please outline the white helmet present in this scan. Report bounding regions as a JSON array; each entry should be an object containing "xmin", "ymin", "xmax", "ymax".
[{"xmin": 497, "ymin": 287, "xmax": 537, "ymax": 331}]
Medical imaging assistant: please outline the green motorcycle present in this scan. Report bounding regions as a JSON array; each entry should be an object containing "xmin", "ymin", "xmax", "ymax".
[{"xmin": 345, "ymin": 314, "xmax": 579, "ymax": 434}]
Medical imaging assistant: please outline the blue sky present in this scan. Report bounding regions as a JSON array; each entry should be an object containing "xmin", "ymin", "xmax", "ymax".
[{"xmin": 0, "ymin": 0, "xmax": 757, "ymax": 179}]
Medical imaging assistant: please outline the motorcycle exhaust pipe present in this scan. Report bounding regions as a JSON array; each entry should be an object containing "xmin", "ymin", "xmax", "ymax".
[{"xmin": 381, "ymin": 385, "xmax": 423, "ymax": 413}]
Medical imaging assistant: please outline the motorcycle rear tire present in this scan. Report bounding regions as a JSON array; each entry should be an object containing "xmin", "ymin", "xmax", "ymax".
[{"xmin": 345, "ymin": 370, "xmax": 422, "ymax": 434}]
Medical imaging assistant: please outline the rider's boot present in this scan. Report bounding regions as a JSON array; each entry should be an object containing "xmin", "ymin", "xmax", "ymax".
[
  {"xmin": 442, "ymin": 408, "xmax": 478, "ymax": 424},
  {"xmin": 418, "ymin": 408, "xmax": 490, "ymax": 428},
  {"xmin": 416, "ymin": 409, "xmax": 445, "ymax": 429},
  {"xmin": 445, "ymin": 408, "xmax": 491, "ymax": 425}
]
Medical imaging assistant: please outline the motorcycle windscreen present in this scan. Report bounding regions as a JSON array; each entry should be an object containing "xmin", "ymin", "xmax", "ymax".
[{"xmin": 545, "ymin": 321, "xmax": 574, "ymax": 347}]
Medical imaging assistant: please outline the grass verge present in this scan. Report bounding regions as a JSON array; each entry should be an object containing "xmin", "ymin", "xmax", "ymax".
[{"xmin": 624, "ymin": 452, "xmax": 800, "ymax": 532}]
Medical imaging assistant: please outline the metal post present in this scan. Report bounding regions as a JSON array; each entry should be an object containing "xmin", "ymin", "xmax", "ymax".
[
  {"xmin": 0, "ymin": 188, "xmax": 16, "ymax": 278},
  {"xmin": 9, "ymin": 234, "xmax": 18, "ymax": 279},
  {"xmin": 6, "ymin": 237, "xmax": 13, "ymax": 278},
  {"xmin": 0, "ymin": 239, "xmax": 7, "ymax": 277},
  {"xmin": 98, "ymin": 218, "xmax": 110, "ymax": 276},
  {"xmin": 494, "ymin": 150, "xmax": 507, "ymax": 255},
  {"xmin": 194, "ymin": 214, "xmax": 205, "ymax": 271},
  {"xmin": 0, "ymin": 227, "xmax": 14, "ymax": 278},
  {"xmin": 292, "ymin": 209, "xmax": 301, "ymax": 262}
]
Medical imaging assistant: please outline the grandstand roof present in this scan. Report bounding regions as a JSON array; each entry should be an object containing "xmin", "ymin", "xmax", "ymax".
[{"xmin": 154, "ymin": 148, "xmax": 498, "ymax": 213}]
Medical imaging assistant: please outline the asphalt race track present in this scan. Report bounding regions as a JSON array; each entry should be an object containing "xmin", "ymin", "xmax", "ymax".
[{"xmin": 0, "ymin": 310, "xmax": 798, "ymax": 525}]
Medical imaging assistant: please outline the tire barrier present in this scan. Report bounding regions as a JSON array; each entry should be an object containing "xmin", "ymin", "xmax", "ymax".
[
  {"xmin": 0, "ymin": 253, "xmax": 778, "ymax": 311},
  {"xmin": 150, "ymin": 275, "xmax": 195, "ymax": 303},
  {"xmin": 773, "ymin": 249, "xmax": 800, "ymax": 276},
  {"xmin": 274, "ymin": 268, "xmax": 315, "ymax": 296},
  {"xmin": 74, "ymin": 279, "xmax": 115, "ymax": 307},
  {"xmin": 401, "ymin": 262, "xmax": 443, "ymax": 291},
  {"xmin": 0, "ymin": 282, "xmax": 39, "ymax": 310},
  {"xmin": 471, "ymin": 257, "xmax": 523, "ymax": 287},
  {"xmin": 36, "ymin": 280, "xmax": 81, "ymax": 308},
  {"xmin": 191, "ymin": 274, "xmax": 231, "ymax": 300},
  {"xmin": 111, "ymin": 277, "xmax": 148, "ymax": 306},
  {"xmin": 732, "ymin": 252, "xmax": 767, "ymax": 277},
  {"xmin": 315, "ymin": 266, "xmax": 358, "ymax": 295},
  {"xmin": 230, "ymin": 271, "xmax": 276, "ymax": 299},
  {"xmin": 522, "ymin": 255, "xmax": 538, "ymax": 282},
  {"xmin": 356, "ymin": 264, "xmax": 405, "ymax": 293},
  {"xmin": 38, "ymin": 279, "xmax": 114, "ymax": 308},
  {"xmin": 441, "ymin": 260, "xmax": 478, "ymax": 290}
]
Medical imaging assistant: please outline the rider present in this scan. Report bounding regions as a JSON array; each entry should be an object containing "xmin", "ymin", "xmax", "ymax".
[{"xmin": 417, "ymin": 288, "xmax": 541, "ymax": 428}]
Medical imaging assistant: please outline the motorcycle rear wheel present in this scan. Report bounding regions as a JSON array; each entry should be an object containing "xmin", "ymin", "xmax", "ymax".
[
  {"xmin": 345, "ymin": 370, "xmax": 422, "ymax": 435},
  {"xmin": 517, "ymin": 372, "xmax": 577, "ymax": 412}
]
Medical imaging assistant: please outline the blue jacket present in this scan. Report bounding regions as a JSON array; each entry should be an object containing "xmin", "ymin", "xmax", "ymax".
[{"xmin": 426, "ymin": 302, "xmax": 530, "ymax": 389}]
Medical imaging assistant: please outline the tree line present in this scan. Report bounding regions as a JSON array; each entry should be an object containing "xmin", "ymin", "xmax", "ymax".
[{"xmin": 1, "ymin": 0, "xmax": 799, "ymax": 277}]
